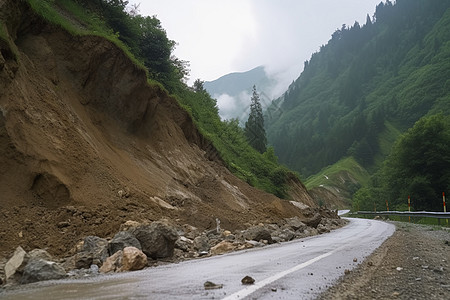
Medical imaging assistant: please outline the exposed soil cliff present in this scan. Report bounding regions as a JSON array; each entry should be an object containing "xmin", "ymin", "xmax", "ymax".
[{"xmin": 0, "ymin": 0, "xmax": 317, "ymax": 259}]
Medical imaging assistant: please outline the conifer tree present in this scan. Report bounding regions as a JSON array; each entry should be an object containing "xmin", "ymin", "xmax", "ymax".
[{"xmin": 245, "ymin": 85, "xmax": 267, "ymax": 153}]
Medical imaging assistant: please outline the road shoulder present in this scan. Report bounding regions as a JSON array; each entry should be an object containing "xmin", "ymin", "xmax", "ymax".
[{"xmin": 318, "ymin": 221, "xmax": 450, "ymax": 299}]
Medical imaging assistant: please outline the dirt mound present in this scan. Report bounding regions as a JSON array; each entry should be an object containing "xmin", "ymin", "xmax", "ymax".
[{"xmin": 0, "ymin": 0, "xmax": 316, "ymax": 259}]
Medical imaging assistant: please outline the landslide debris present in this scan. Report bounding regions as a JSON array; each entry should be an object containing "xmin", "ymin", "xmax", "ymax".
[{"xmin": 0, "ymin": 0, "xmax": 338, "ymax": 282}]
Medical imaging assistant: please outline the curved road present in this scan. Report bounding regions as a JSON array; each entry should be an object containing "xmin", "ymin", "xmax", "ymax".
[{"xmin": 0, "ymin": 218, "xmax": 395, "ymax": 299}]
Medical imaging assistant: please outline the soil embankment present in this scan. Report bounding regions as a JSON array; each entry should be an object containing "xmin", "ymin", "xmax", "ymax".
[{"xmin": 0, "ymin": 0, "xmax": 318, "ymax": 261}]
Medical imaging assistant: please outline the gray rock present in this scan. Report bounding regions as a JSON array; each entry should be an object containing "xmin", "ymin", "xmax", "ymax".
[
  {"xmin": 275, "ymin": 229, "xmax": 296, "ymax": 242},
  {"xmin": 302, "ymin": 213, "xmax": 322, "ymax": 228},
  {"xmin": 20, "ymin": 258, "xmax": 66, "ymax": 284},
  {"xmin": 175, "ymin": 236, "xmax": 193, "ymax": 252},
  {"xmin": 29, "ymin": 249, "xmax": 53, "ymax": 261},
  {"xmin": 4, "ymin": 246, "xmax": 29, "ymax": 282},
  {"xmin": 74, "ymin": 252, "xmax": 94, "ymax": 269},
  {"xmin": 108, "ymin": 231, "xmax": 142, "ymax": 255},
  {"xmin": 284, "ymin": 217, "xmax": 307, "ymax": 231},
  {"xmin": 193, "ymin": 235, "xmax": 210, "ymax": 252},
  {"xmin": 244, "ymin": 226, "xmax": 273, "ymax": 244},
  {"xmin": 317, "ymin": 224, "xmax": 330, "ymax": 234},
  {"xmin": 132, "ymin": 221, "xmax": 179, "ymax": 259},
  {"xmin": 81, "ymin": 236, "xmax": 109, "ymax": 265},
  {"xmin": 89, "ymin": 264, "xmax": 99, "ymax": 274}
]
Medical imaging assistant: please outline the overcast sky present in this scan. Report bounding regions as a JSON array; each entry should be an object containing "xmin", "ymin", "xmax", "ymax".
[{"xmin": 128, "ymin": 0, "xmax": 383, "ymax": 87}]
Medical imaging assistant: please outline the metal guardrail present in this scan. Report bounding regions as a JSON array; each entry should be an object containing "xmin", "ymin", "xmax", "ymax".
[{"xmin": 356, "ymin": 211, "xmax": 450, "ymax": 219}]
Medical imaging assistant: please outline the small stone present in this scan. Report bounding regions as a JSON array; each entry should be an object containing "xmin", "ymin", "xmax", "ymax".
[
  {"xmin": 422, "ymin": 265, "xmax": 429, "ymax": 269},
  {"xmin": 368, "ymin": 261, "xmax": 373, "ymax": 266},
  {"xmin": 18, "ymin": 231, "xmax": 23, "ymax": 238},
  {"xmin": 392, "ymin": 291, "xmax": 401, "ymax": 298},
  {"xmin": 396, "ymin": 267, "xmax": 403, "ymax": 271},
  {"xmin": 57, "ymin": 221, "xmax": 70, "ymax": 228},
  {"xmin": 353, "ymin": 258, "xmax": 358, "ymax": 262},
  {"xmin": 204, "ymin": 281, "xmax": 223, "ymax": 290},
  {"xmin": 344, "ymin": 269, "xmax": 350, "ymax": 275},
  {"xmin": 241, "ymin": 275, "xmax": 255, "ymax": 285},
  {"xmin": 413, "ymin": 257, "xmax": 419, "ymax": 260},
  {"xmin": 271, "ymin": 287, "xmax": 277, "ymax": 292},
  {"xmin": 90, "ymin": 264, "xmax": 99, "ymax": 274},
  {"xmin": 415, "ymin": 277, "xmax": 421, "ymax": 281}
]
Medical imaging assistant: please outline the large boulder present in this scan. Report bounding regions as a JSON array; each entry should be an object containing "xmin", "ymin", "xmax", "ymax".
[
  {"xmin": 132, "ymin": 221, "xmax": 179, "ymax": 259},
  {"xmin": 76, "ymin": 236, "xmax": 109, "ymax": 267},
  {"xmin": 193, "ymin": 235, "xmax": 210, "ymax": 252},
  {"xmin": 121, "ymin": 247, "xmax": 147, "ymax": 271},
  {"xmin": 20, "ymin": 259, "xmax": 66, "ymax": 284},
  {"xmin": 4, "ymin": 246, "xmax": 29, "ymax": 283},
  {"xmin": 243, "ymin": 226, "xmax": 273, "ymax": 244},
  {"xmin": 99, "ymin": 250, "xmax": 123, "ymax": 273},
  {"xmin": 284, "ymin": 217, "xmax": 307, "ymax": 232},
  {"xmin": 274, "ymin": 229, "xmax": 296, "ymax": 242},
  {"xmin": 210, "ymin": 241, "xmax": 236, "ymax": 255},
  {"xmin": 28, "ymin": 249, "xmax": 53, "ymax": 261},
  {"xmin": 302, "ymin": 213, "xmax": 322, "ymax": 228},
  {"xmin": 108, "ymin": 231, "xmax": 142, "ymax": 255}
]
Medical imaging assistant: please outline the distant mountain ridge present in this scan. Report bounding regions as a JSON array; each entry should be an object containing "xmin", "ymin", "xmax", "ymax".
[
  {"xmin": 204, "ymin": 66, "xmax": 277, "ymax": 122},
  {"xmin": 204, "ymin": 66, "xmax": 269, "ymax": 97}
]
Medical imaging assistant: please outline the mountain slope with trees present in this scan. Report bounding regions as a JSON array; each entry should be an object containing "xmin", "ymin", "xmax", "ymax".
[{"xmin": 266, "ymin": 0, "xmax": 450, "ymax": 180}]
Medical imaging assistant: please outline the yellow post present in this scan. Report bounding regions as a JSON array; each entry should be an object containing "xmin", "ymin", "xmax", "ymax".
[{"xmin": 386, "ymin": 200, "xmax": 389, "ymax": 212}]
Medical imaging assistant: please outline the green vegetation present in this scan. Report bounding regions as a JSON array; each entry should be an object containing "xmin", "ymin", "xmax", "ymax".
[
  {"xmin": 351, "ymin": 214, "xmax": 450, "ymax": 228},
  {"xmin": 24, "ymin": 0, "xmax": 296, "ymax": 199},
  {"xmin": 174, "ymin": 83, "xmax": 292, "ymax": 198},
  {"xmin": 266, "ymin": 0, "xmax": 450, "ymax": 178},
  {"xmin": 362, "ymin": 114, "xmax": 450, "ymax": 212},
  {"xmin": 245, "ymin": 86, "xmax": 267, "ymax": 153},
  {"xmin": 305, "ymin": 157, "xmax": 370, "ymax": 190}
]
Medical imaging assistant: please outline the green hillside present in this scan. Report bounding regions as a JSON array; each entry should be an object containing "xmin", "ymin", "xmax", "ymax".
[{"xmin": 266, "ymin": 0, "xmax": 450, "ymax": 179}]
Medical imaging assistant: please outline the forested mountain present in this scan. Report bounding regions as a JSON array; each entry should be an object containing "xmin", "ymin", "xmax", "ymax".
[{"xmin": 266, "ymin": 0, "xmax": 450, "ymax": 178}]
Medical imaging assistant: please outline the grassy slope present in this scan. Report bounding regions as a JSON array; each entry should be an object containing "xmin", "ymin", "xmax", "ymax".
[{"xmin": 305, "ymin": 157, "xmax": 370, "ymax": 190}]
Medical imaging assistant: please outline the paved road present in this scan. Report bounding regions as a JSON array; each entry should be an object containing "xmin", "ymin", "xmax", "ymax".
[{"xmin": 0, "ymin": 218, "xmax": 395, "ymax": 300}]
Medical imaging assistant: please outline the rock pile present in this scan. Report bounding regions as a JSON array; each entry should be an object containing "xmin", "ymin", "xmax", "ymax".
[{"xmin": 1, "ymin": 212, "xmax": 346, "ymax": 286}]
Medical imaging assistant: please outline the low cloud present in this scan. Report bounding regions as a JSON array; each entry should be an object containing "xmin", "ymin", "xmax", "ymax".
[{"xmin": 215, "ymin": 91, "xmax": 253, "ymax": 123}]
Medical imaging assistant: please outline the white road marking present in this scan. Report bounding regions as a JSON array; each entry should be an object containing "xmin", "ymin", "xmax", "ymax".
[{"xmin": 222, "ymin": 246, "xmax": 343, "ymax": 300}]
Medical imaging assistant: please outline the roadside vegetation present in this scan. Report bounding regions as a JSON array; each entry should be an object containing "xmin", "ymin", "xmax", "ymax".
[
  {"xmin": 354, "ymin": 114, "xmax": 450, "ymax": 212},
  {"xmin": 24, "ymin": 0, "xmax": 295, "ymax": 198}
]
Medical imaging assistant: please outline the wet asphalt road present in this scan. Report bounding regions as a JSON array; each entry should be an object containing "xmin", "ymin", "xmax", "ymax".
[{"xmin": 0, "ymin": 218, "xmax": 395, "ymax": 300}]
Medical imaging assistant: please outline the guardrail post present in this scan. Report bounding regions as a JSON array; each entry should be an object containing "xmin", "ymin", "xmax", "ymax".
[
  {"xmin": 444, "ymin": 192, "xmax": 448, "ymax": 225},
  {"xmin": 408, "ymin": 196, "xmax": 411, "ymax": 222},
  {"xmin": 386, "ymin": 200, "xmax": 389, "ymax": 212}
]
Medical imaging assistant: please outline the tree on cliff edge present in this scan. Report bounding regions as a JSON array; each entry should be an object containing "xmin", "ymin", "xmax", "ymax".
[{"xmin": 245, "ymin": 85, "xmax": 267, "ymax": 153}]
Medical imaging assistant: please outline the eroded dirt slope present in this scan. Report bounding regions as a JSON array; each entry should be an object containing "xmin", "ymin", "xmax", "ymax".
[{"xmin": 0, "ymin": 0, "xmax": 315, "ymax": 259}]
